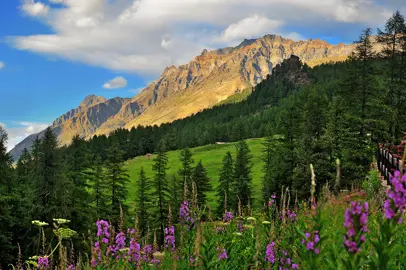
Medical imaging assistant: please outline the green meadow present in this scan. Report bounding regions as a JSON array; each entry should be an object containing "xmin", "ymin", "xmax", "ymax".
[{"xmin": 126, "ymin": 138, "xmax": 266, "ymax": 209}]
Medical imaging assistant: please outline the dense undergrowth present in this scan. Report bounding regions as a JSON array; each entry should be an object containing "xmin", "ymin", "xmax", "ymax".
[{"xmin": 15, "ymin": 167, "xmax": 406, "ymax": 270}]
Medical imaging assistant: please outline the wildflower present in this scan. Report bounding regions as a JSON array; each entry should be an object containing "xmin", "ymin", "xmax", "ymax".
[
  {"xmin": 179, "ymin": 201, "xmax": 195, "ymax": 230},
  {"xmin": 279, "ymin": 250, "xmax": 299, "ymax": 269},
  {"xmin": 216, "ymin": 247, "xmax": 228, "ymax": 261},
  {"xmin": 96, "ymin": 220, "xmax": 110, "ymax": 238},
  {"xmin": 128, "ymin": 238, "xmax": 141, "ymax": 263},
  {"xmin": 268, "ymin": 194, "xmax": 277, "ymax": 207},
  {"xmin": 53, "ymin": 218, "xmax": 70, "ymax": 225},
  {"xmin": 287, "ymin": 209, "xmax": 297, "ymax": 221},
  {"xmin": 215, "ymin": 227, "xmax": 225, "ymax": 234},
  {"xmin": 237, "ymin": 221, "xmax": 248, "ymax": 232},
  {"xmin": 150, "ymin": 258, "xmax": 160, "ymax": 264},
  {"xmin": 37, "ymin": 256, "xmax": 49, "ymax": 269},
  {"xmin": 265, "ymin": 242, "xmax": 276, "ymax": 263},
  {"xmin": 66, "ymin": 264, "xmax": 75, "ymax": 270},
  {"xmin": 344, "ymin": 201, "xmax": 369, "ymax": 253},
  {"xmin": 164, "ymin": 226, "xmax": 176, "ymax": 251},
  {"xmin": 301, "ymin": 230, "xmax": 320, "ymax": 254},
  {"xmin": 32, "ymin": 220, "xmax": 49, "ymax": 227},
  {"xmin": 222, "ymin": 211, "xmax": 233, "ymax": 222},
  {"xmin": 112, "ymin": 232, "xmax": 126, "ymax": 255},
  {"xmin": 384, "ymin": 171, "xmax": 406, "ymax": 224}
]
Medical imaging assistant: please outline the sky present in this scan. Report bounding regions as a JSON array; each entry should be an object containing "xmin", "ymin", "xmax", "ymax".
[{"xmin": 0, "ymin": 0, "xmax": 405, "ymax": 152}]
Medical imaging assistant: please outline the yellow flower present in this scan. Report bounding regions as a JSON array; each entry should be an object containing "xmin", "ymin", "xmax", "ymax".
[{"xmin": 32, "ymin": 220, "xmax": 49, "ymax": 227}]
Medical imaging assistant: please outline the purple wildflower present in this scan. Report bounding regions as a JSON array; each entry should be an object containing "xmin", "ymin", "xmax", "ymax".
[
  {"xmin": 38, "ymin": 256, "xmax": 49, "ymax": 269},
  {"xmin": 384, "ymin": 171, "xmax": 406, "ymax": 224},
  {"xmin": 268, "ymin": 194, "xmax": 277, "ymax": 207},
  {"xmin": 279, "ymin": 250, "xmax": 299, "ymax": 269},
  {"xmin": 265, "ymin": 242, "xmax": 276, "ymax": 263},
  {"xmin": 301, "ymin": 230, "xmax": 320, "ymax": 254},
  {"xmin": 164, "ymin": 226, "xmax": 176, "ymax": 251},
  {"xmin": 128, "ymin": 238, "xmax": 141, "ymax": 263},
  {"xmin": 66, "ymin": 264, "xmax": 75, "ymax": 270},
  {"xmin": 96, "ymin": 220, "xmax": 110, "ymax": 238},
  {"xmin": 343, "ymin": 201, "xmax": 369, "ymax": 253},
  {"xmin": 287, "ymin": 209, "xmax": 297, "ymax": 221},
  {"xmin": 112, "ymin": 232, "xmax": 126, "ymax": 255},
  {"xmin": 189, "ymin": 256, "xmax": 195, "ymax": 263},
  {"xmin": 222, "ymin": 211, "xmax": 233, "ymax": 222},
  {"xmin": 237, "ymin": 221, "xmax": 248, "ymax": 232},
  {"xmin": 179, "ymin": 201, "xmax": 195, "ymax": 230},
  {"xmin": 216, "ymin": 227, "xmax": 225, "ymax": 234},
  {"xmin": 216, "ymin": 247, "xmax": 228, "ymax": 261}
]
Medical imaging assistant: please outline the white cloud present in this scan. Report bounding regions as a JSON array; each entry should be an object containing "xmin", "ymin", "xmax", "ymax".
[
  {"xmin": 102, "ymin": 76, "xmax": 128, "ymax": 89},
  {"xmin": 221, "ymin": 15, "xmax": 283, "ymax": 42},
  {"xmin": 9, "ymin": 0, "xmax": 395, "ymax": 75},
  {"xmin": 21, "ymin": 0, "xmax": 49, "ymax": 17},
  {"xmin": 1, "ymin": 122, "xmax": 49, "ymax": 152},
  {"xmin": 0, "ymin": 61, "xmax": 4, "ymax": 69}
]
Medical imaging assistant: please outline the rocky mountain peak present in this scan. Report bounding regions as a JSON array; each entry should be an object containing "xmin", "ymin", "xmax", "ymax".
[{"xmin": 80, "ymin": 95, "xmax": 106, "ymax": 108}]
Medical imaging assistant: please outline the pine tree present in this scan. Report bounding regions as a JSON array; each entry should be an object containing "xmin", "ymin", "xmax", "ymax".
[
  {"xmin": 89, "ymin": 154, "xmax": 108, "ymax": 219},
  {"xmin": 333, "ymin": 29, "xmax": 388, "ymax": 184},
  {"xmin": 178, "ymin": 148, "xmax": 194, "ymax": 200},
  {"xmin": 105, "ymin": 139, "xmax": 130, "ymax": 227},
  {"xmin": 13, "ymin": 148, "xmax": 37, "ymax": 259},
  {"xmin": 0, "ymin": 127, "xmax": 16, "ymax": 265},
  {"xmin": 152, "ymin": 141, "xmax": 169, "ymax": 244},
  {"xmin": 216, "ymin": 152, "xmax": 234, "ymax": 216},
  {"xmin": 33, "ymin": 127, "xmax": 71, "ymax": 222},
  {"xmin": 233, "ymin": 140, "xmax": 253, "ymax": 210},
  {"xmin": 169, "ymin": 175, "xmax": 181, "ymax": 224},
  {"xmin": 66, "ymin": 135, "xmax": 92, "ymax": 231},
  {"xmin": 136, "ymin": 167, "xmax": 151, "ymax": 237},
  {"xmin": 293, "ymin": 87, "xmax": 330, "ymax": 198},
  {"xmin": 377, "ymin": 11, "xmax": 406, "ymax": 139},
  {"xmin": 192, "ymin": 160, "xmax": 212, "ymax": 208},
  {"xmin": 262, "ymin": 137, "xmax": 275, "ymax": 204}
]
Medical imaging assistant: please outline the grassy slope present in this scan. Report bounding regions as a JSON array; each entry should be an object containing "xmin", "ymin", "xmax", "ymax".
[{"xmin": 126, "ymin": 138, "xmax": 265, "ymax": 209}]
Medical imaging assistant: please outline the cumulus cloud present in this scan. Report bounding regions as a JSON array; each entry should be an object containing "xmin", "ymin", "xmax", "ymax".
[
  {"xmin": 8, "ymin": 0, "xmax": 397, "ymax": 75},
  {"xmin": 221, "ymin": 15, "xmax": 283, "ymax": 42},
  {"xmin": 21, "ymin": 0, "xmax": 49, "ymax": 17},
  {"xmin": 0, "ymin": 61, "xmax": 4, "ymax": 69},
  {"xmin": 102, "ymin": 76, "xmax": 128, "ymax": 89},
  {"xmin": 1, "ymin": 122, "xmax": 49, "ymax": 152}
]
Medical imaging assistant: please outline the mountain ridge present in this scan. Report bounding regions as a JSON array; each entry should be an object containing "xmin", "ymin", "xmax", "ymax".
[{"xmin": 9, "ymin": 34, "xmax": 361, "ymax": 160}]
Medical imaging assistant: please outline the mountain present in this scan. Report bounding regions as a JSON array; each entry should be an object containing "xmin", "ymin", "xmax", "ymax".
[
  {"xmin": 9, "ymin": 34, "xmax": 358, "ymax": 160},
  {"xmin": 9, "ymin": 95, "xmax": 130, "ymax": 160}
]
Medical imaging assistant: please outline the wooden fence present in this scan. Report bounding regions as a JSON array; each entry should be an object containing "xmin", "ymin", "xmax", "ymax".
[{"xmin": 377, "ymin": 146, "xmax": 405, "ymax": 181}]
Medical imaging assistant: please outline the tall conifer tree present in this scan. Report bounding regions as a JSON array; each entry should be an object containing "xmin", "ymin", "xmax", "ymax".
[
  {"xmin": 233, "ymin": 140, "xmax": 253, "ymax": 210},
  {"xmin": 152, "ymin": 141, "xmax": 169, "ymax": 244},
  {"xmin": 216, "ymin": 152, "xmax": 234, "ymax": 216},
  {"xmin": 106, "ymin": 139, "xmax": 130, "ymax": 227}
]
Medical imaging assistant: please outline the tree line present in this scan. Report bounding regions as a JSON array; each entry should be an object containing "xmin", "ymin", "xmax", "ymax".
[{"xmin": 0, "ymin": 11, "xmax": 405, "ymax": 267}]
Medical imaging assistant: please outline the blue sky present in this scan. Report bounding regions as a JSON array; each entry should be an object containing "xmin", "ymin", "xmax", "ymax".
[{"xmin": 0, "ymin": 0, "xmax": 404, "ymax": 150}]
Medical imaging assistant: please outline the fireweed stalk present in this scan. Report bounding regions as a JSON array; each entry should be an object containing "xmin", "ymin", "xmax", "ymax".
[
  {"xmin": 164, "ymin": 226, "xmax": 176, "ymax": 252},
  {"xmin": 179, "ymin": 201, "xmax": 195, "ymax": 230},
  {"xmin": 342, "ymin": 201, "xmax": 369, "ymax": 269},
  {"xmin": 370, "ymin": 170, "xmax": 406, "ymax": 269}
]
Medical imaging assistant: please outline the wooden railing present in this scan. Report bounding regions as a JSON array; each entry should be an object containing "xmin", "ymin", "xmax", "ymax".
[{"xmin": 377, "ymin": 145, "xmax": 405, "ymax": 181}]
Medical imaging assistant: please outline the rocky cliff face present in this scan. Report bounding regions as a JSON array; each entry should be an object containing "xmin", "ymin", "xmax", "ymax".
[
  {"xmin": 9, "ymin": 95, "xmax": 129, "ymax": 160},
  {"xmin": 10, "ymin": 34, "xmax": 359, "ymax": 160}
]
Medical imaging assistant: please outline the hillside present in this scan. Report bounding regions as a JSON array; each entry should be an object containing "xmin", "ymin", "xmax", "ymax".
[
  {"xmin": 126, "ymin": 138, "xmax": 265, "ymax": 209},
  {"xmin": 9, "ymin": 34, "xmax": 358, "ymax": 160}
]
